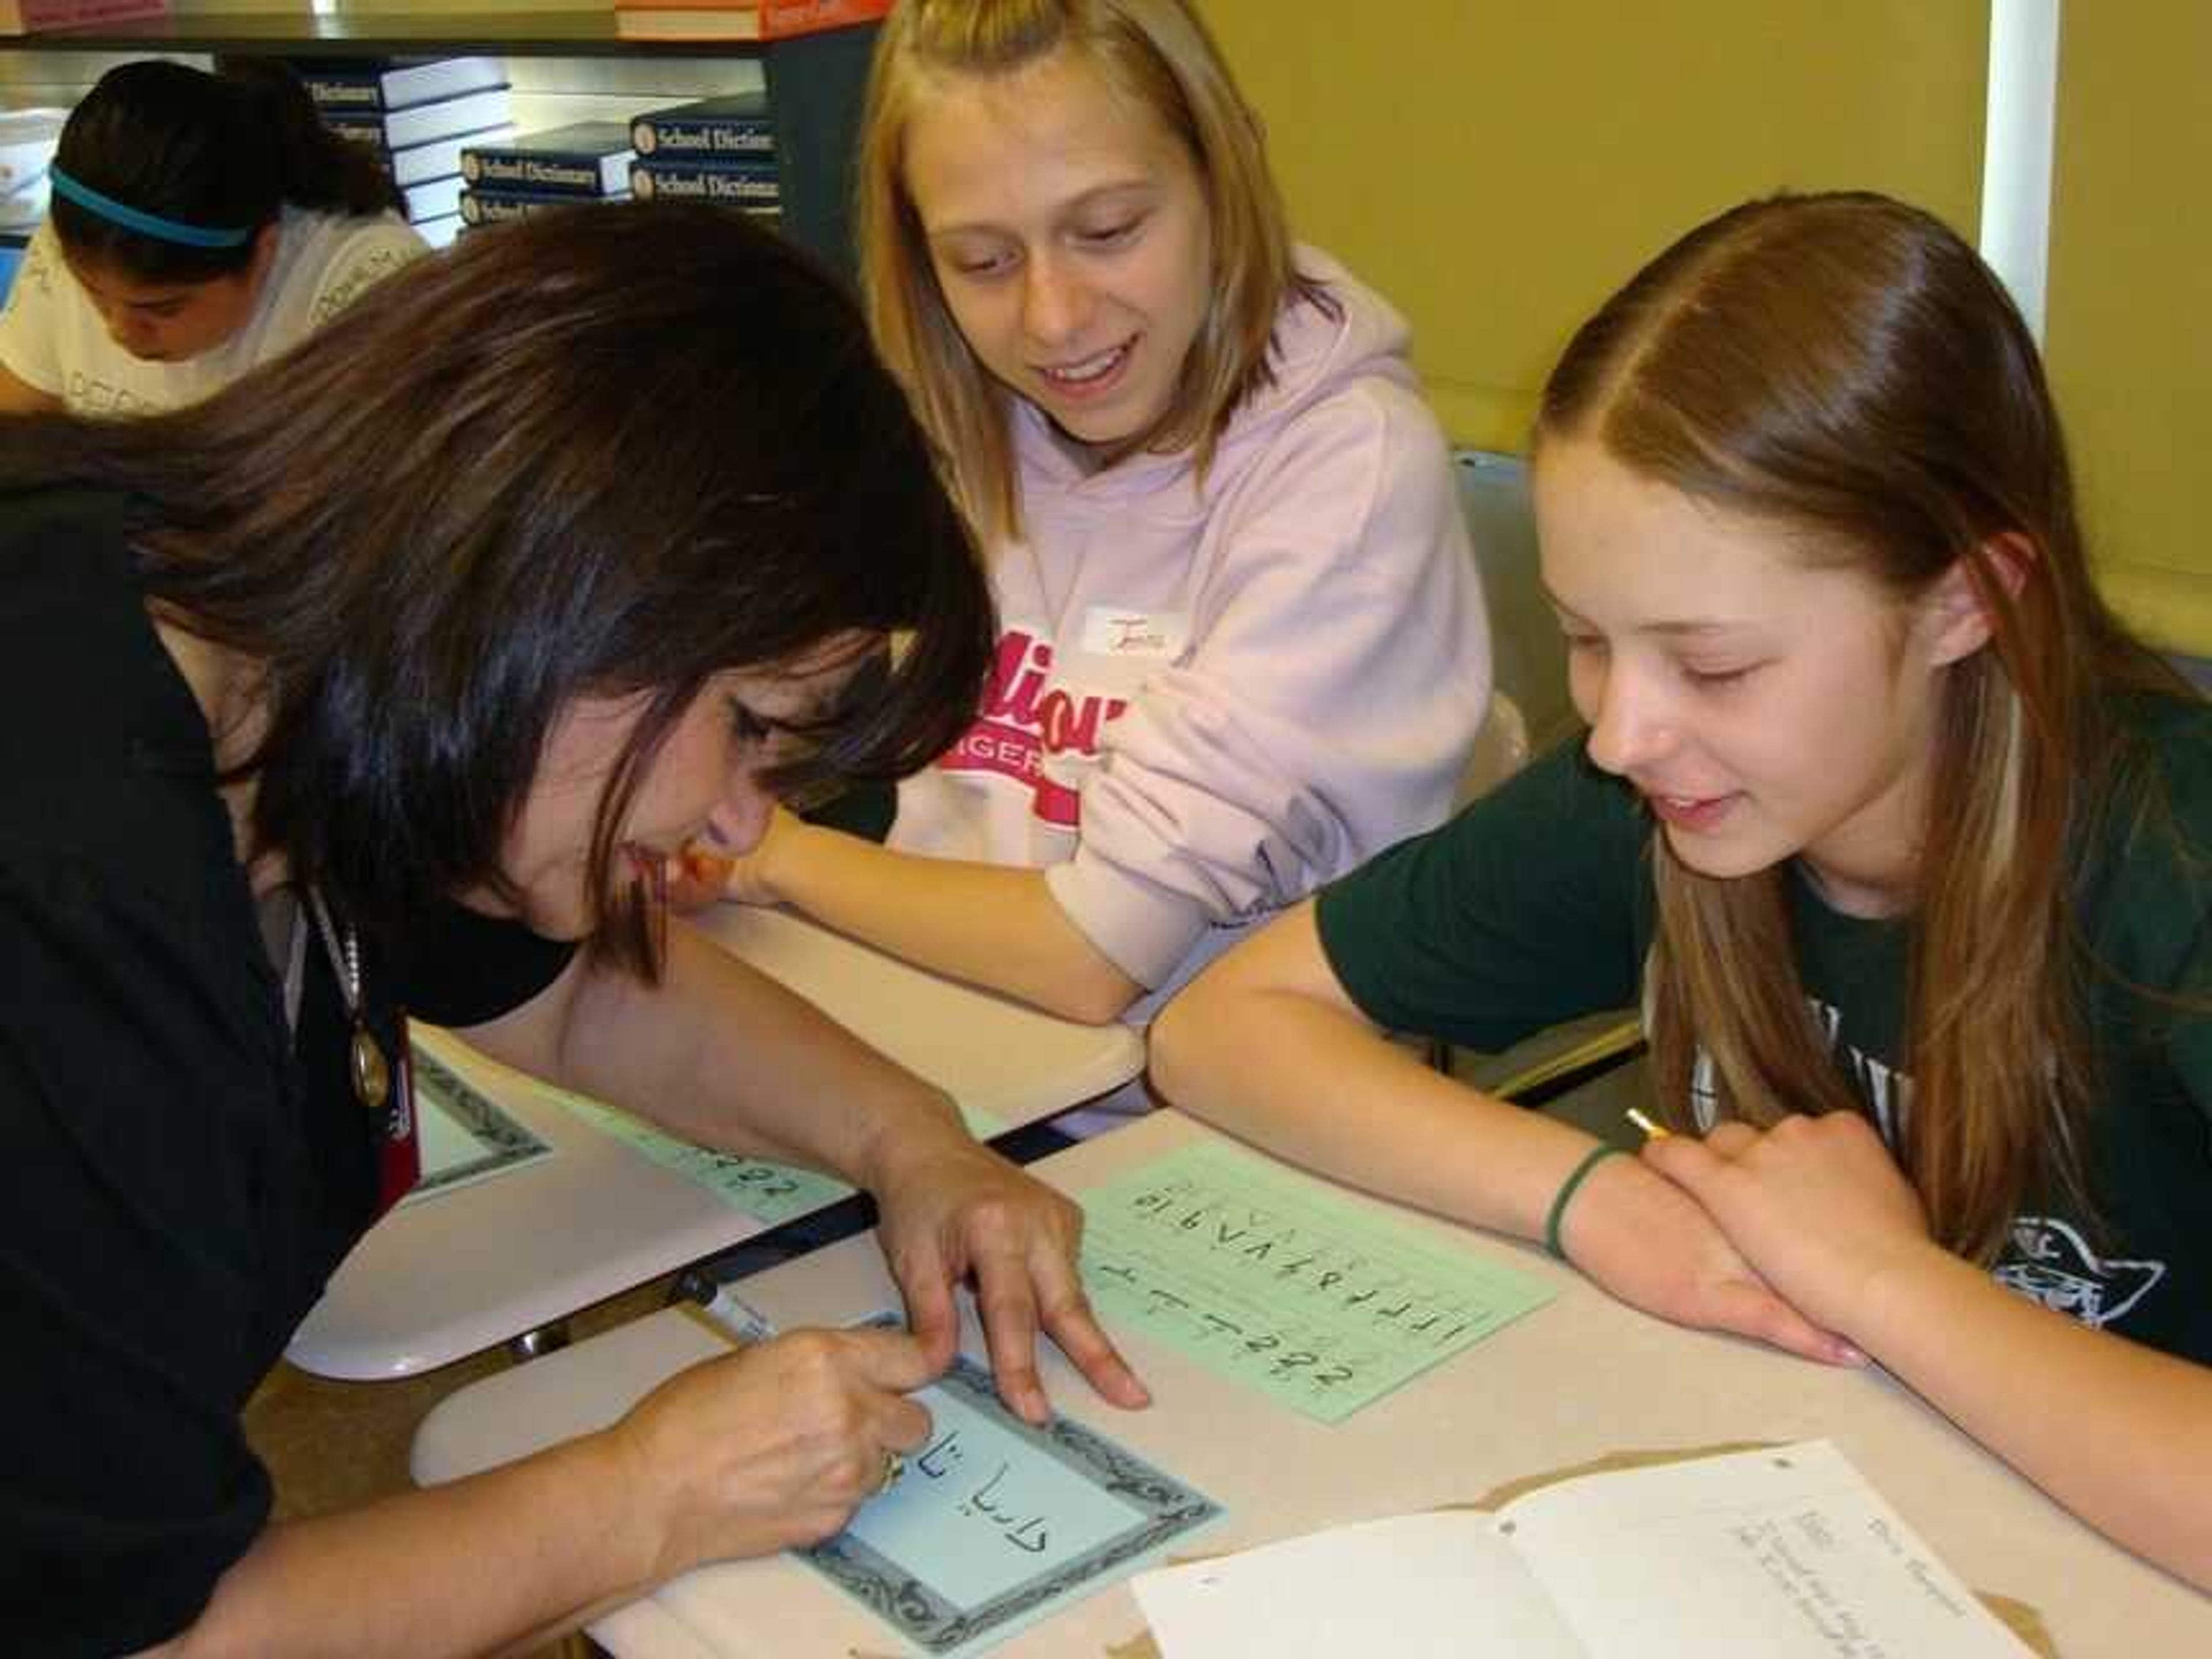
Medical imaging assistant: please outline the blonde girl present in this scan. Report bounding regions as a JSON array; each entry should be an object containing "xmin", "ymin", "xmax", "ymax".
[{"xmin": 689, "ymin": 0, "xmax": 1490, "ymax": 1033}]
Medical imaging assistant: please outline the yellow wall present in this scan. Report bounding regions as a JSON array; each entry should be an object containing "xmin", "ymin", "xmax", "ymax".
[
  {"xmin": 2046, "ymin": 0, "xmax": 2212, "ymax": 656},
  {"xmin": 1202, "ymin": 1, "xmax": 1988, "ymax": 452}
]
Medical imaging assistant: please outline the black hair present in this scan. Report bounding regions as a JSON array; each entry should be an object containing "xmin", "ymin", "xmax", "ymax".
[
  {"xmin": 1, "ymin": 202, "xmax": 995, "ymax": 975},
  {"xmin": 51, "ymin": 58, "xmax": 402, "ymax": 283}
]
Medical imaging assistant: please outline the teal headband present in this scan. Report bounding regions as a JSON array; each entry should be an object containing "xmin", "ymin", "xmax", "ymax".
[{"xmin": 49, "ymin": 164, "xmax": 254, "ymax": 250}]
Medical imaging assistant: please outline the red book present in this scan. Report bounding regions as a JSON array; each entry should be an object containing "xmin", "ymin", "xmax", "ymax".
[
  {"xmin": 2, "ymin": 0, "xmax": 166, "ymax": 32},
  {"xmin": 613, "ymin": 0, "xmax": 891, "ymax": 43}
]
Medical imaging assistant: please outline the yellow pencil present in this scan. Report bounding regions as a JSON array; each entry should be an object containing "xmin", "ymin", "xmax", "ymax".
[{"xmin": 1626, "ymin": 1107, "xmax": 1671, "ymax": 1141}]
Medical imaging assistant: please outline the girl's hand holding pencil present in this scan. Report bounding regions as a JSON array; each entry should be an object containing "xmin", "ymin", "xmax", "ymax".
[
  {"xmin": 1639, "ymin": 1112, "xmax": 1933, "ymax": 1355},
  {"xmin": 1551, "ymin": 1138, "xmax": 1861, "ymax": 1368}
]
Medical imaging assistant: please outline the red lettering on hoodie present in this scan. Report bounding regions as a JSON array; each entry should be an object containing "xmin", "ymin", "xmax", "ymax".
[{"xmin": 939, "ymin": 627, "xmax": 1127, "ymax": 828}]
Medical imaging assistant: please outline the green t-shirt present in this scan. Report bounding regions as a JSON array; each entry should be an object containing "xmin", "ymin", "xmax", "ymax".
[{"xmin": 1317, "ymin": 697, "xmax": 2212, "ymax": 1365}]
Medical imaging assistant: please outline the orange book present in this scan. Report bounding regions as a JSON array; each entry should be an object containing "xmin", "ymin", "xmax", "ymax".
[
  {"xmin": 613, "ymin": 0, "xmax": 890, "ymax": 43},
  {"xmin": 1, "ymin": 0, "xmax": 167, "ymax": 34}
]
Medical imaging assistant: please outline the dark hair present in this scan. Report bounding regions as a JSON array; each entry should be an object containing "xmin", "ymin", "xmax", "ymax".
[
  {"xmin": 52, "ymin": 58, "xmax": 402, "ymax": 283},
  {"xmin": 0, "ymin": 202, "xmax": 995, "ymax": 976}
]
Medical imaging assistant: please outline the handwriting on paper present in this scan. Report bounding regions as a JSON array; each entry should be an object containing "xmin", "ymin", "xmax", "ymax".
[
  {"xmin": 1078, "ymin": 1141, "xmax": 1553, "ymax": 1422},
  {"xmin": 1724, "ymin": 1508, "xmax": 1984, "ymax": 1656},
  {"xmin": 1502, "ymin": 1444, "xmax": 2037, "ymax": 1659},
  {"xmin": 908, "ymin": 1430, "xmax": 1052, "ymax": 1555},
  {"xmin": 798, "ymin": 1347, "xmax": 1222, "ymax": 1657},
  {"xmin": 834, "ymin": 1366, "xmax": 1175, "ymax": 1612}
]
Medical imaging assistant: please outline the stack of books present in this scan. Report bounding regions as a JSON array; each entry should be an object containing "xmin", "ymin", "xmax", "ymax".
[
  {"xmin": 628, "ymin": 91, "xmax": 781, "ymax": 224},
  {"xmin": 456, "ymin": 123, "xmax": 634, "ymax": 233},
  {"xmin": 612, "ymin": 0, "xmax": 889, "ymax": 42},
  {"xmin": 297, "ymin": 56, "xmax": 514, "ymax": 250}
]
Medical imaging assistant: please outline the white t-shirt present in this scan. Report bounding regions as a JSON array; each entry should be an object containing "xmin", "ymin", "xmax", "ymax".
[{"xmin": 0, "ymin": 206, "xmax": 425, "ymax": 416}]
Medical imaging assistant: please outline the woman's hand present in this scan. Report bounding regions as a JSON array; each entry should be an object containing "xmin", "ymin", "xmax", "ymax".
[
  {"xmin": 1641, "ymin": 1112, "xmax": 1948, "ymax": 1343},
  {"xmin": 1557, "ymin": 1146, "xmax": 1861, "ymax": 1365},
  {"xmin": 866, "ymin": 1123, "xmax": 1151, "ymax": 1425},
  {"xmin": 615, "ymin": 1324, "xmax": 938, "ymax": 1577},
  {"xmin": 665, "ymin": 808, "xmax": 804, "ymax": 912}
]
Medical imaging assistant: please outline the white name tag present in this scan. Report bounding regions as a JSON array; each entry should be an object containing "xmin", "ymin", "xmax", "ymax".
[{"xmin": 1080, "ymin": 606, "xmax": 1190, "ymax": 660}]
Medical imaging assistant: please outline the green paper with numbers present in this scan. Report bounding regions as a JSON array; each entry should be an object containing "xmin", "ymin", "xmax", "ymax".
[
  {"xmin": 554, "ymin": 1095, "xmax": 854, "ymax": 1225},
  {"xmin": 1078, "ymin": 1139, "xmax": 1555, "ymax": 1423},
  {"xmin": 553, "ymin": 1091, "xmax": 1009, "ymax": 1228}
]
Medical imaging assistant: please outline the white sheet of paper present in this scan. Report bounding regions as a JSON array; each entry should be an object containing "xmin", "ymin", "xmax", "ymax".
[
  {"xmin": 1132, "ymin": 1442, "xmax": 2035, "ymax": 1659},
  {"xmin": 1133, "ymin": 1510, "xmax": 1582, "ymax": 1659},
  {"xmin": 1509, "ymin": 1442, "xmax": 2034, "ymax": 1659}
]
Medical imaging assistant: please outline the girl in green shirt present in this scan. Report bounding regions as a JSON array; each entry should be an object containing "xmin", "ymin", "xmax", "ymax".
[{"xmin": 1154, "ymin": 190, "xmax": 2212, "ymax": 1590}]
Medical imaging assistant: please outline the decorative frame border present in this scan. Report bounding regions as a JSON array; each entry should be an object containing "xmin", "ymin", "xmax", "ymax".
[
  {"xmin": 798, "ymin": 1347, "xmax": 1222, "ymax": 1653},
  {"xmin": 402, "ymin": 1043, "xmax": 552, "ymax": 1202}
]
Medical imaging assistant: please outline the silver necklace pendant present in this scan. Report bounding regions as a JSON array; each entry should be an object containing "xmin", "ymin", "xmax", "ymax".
[{"xmin": 349, "ymin": 1020, "xmax": 391, "ymax": 1111}]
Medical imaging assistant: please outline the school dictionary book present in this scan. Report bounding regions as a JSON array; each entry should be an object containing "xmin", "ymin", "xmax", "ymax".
[
  {"xmin": 298, "ymin": 56, "xmax": 507, "ymax": 115},
  {"xmin": 614, "ymin": 0, "xmax": 889, "ymax": 43},
  {"xmin": 365, "ymin": 126, "xmax": 520, "ymax": 191},
  {"xmin": 629, "ymin": 158, "xmax": 779, "ymax": 208},
  {"xmin": 457, "ymin": 188, "xmax": 630, "ymax": 229},
  {"xmin": 400, "ymin": 173, "xmax": 465, "ymax": 226},
  {"xmin": 461, "ymin": 125, "xmax": 634, "ymax": 199},
  {"xmin": 630, "ymin": 91, "xmax": 775, "ymax": 161},
  {"xmin": 325, "ymin": 88, "xmax": 515, "ymax": 154}
]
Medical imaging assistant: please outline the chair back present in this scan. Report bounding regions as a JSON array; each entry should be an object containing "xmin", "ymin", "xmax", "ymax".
[{"xmin": 1457, "ymin": 688, "xmax": 1531, "ymax": 810}]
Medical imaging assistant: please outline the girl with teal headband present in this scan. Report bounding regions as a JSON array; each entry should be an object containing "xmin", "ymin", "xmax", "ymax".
[{"xmin": 0, "ymin": 59, "xmax": 423, "ymax": 417}]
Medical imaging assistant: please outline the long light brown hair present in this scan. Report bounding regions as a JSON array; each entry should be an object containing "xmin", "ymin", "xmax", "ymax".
[
  {"xmin": 855, "ymin": 0, "xmax": 1327, "ymax": 546},
  {"xmin": 1536, "ymin": 191, "xmax": 2188, "ymax": 1262}
]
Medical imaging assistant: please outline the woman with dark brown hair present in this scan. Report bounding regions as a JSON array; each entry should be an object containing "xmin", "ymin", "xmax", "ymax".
[
  {"xmin": 1154, "ymin": 191, "xmax": 2212, "ymax": 1588},
  {"xmin": 0, "ymin": 199, "xmax": 1143, "ymax": 1656}
]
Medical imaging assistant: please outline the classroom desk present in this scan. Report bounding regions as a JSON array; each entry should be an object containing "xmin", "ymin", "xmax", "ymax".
[
  {"xmin": 286, "ymin": 906, "xmax": 1145, "ymax": 1382},
  {"xmin": 412, "ymin": 1107, "xmax": 2212, "ymax": 1658}
]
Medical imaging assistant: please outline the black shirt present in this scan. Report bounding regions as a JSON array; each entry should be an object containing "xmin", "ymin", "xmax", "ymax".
[{"xmin": 0, "ymin": 486, "xmax": 577, "ymax": 1654}]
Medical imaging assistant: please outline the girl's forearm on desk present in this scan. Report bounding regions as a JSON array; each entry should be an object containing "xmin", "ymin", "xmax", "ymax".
[
  {"xmin": 468, "ymin": 918, "xmax": 967, "ymax": 1190},
  {"xmin": 1851, "ymin": 1250, "xmax": 2212, "ymax": 1589},
  {"xmin": 1150, "ymin": 906, "xmax": 1599, "ymax": 1241},
  {"xmin": 763, "ymin": 821, "xmax": 1142, "ymax": 1024},
  {"xmin": 1153, "ymin": 907, "xmax": 1855, "ymax": 1365}
]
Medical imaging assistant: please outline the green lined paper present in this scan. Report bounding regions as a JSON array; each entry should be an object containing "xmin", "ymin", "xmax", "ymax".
[
  {"xmin": 555, "ymin": 1093, "xmax": 1009, "ymax": 1228},
  {"xmin": 555, "ymin": 1096, "xmax": 853, "ymax": 1225},
  {"xmin": 1080, "ymin": 1141, "xmax": 1554, "ymax": 1423}
]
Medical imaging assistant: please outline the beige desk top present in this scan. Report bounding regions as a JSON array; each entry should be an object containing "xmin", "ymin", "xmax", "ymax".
[
  {"xmin": 287, "ymin": 906, "xmax": 1144, "ymax": 1381},
  {"xmin": 414, "ymin": 1107, "xmax": 2212, "ymax": 1658}
]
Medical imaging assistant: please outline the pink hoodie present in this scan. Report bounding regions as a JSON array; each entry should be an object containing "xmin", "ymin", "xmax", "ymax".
[{"xmin": 891, "ymin": 247, "xmax": 1493, "ymax": 1008}]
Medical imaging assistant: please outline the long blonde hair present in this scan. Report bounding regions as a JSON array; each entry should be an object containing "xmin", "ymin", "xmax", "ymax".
[
  {"xmin": 855, "ymin": 0, "xmax": 1324, "ymax": 546},
  {"xmin": 1537, "ymin": 192, "xmax": 2187, "ymax": 1262}
]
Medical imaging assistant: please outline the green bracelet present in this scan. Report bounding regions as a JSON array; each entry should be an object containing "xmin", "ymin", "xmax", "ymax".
[{"xmin": 1543, "ymin": 1143, "xmax": 1628, "ymax": 1260}]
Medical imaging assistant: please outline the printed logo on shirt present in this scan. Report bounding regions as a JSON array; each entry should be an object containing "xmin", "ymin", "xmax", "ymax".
[
  {"xmin": 65, "ymin": 370, "xmax": 166, "ymax": 417},
  {"xmin": 1995, "ymin": 1215, "xmax": 2165, "ymax": 1329},
  {"xmin": 1687, "ymin": 995, "xmax": 1915, "ymax": 1138},
  {"xmin": 1689, "ymin": 994, "xmax": 2168, "ymax": 1335},
  {"xmin": 935, "ymin": 626, "xmax": 1128, "ymax": 830},
  {"xmin": 309, "ymin": 243, "xmax": 416, "ymax": 329}
]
